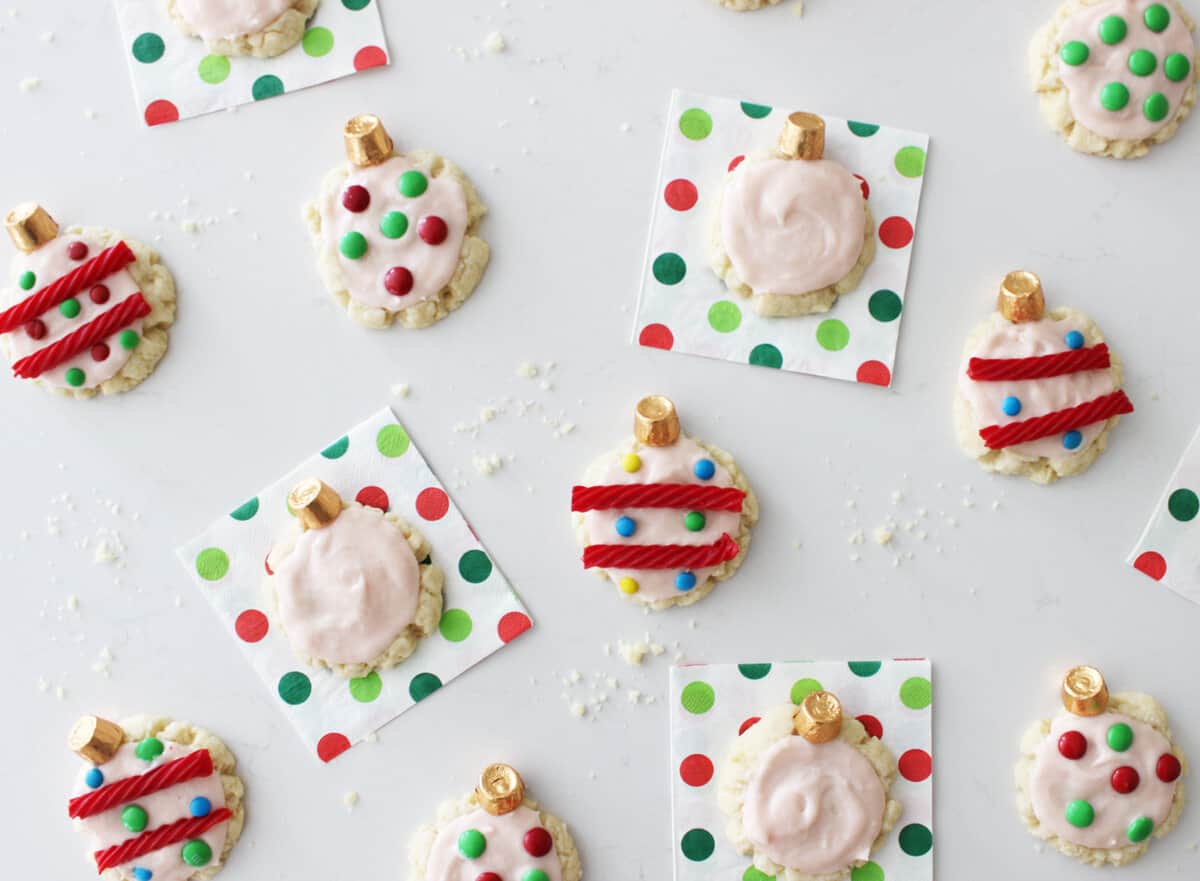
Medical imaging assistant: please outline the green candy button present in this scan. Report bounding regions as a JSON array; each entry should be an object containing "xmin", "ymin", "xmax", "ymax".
[
  {"xmin": 181, "ymin": 839, "xmax": 212, "ymax": 867},
  {"xmin": 1099, "ymin": 14, "xmax": 1128, "ymax": 44},
  {"xmin": 379, "ymin": 211, "xmax": 409, "ymax": 239},
  {"xmin": 458, "ymin": 829, "xmax": 486, "ymax": 859},
  {"xmin": 64, "ymin": 367, "xmax": 85, "ymax": 388},
  {"xmin": 1107, "ymin": 722, "xmax": 1134, "ymax": 751},
  {"xmin": 1144, "ymin": 92, "xmax": 1170, "ymax": 122},
  {"xmin": 398, "ymin": 170, "xmax": 428, "ymax": 197},
  {"xmin": 135, "ymin": 737, "xmax": 164, "ymax": 761},
  {"xmin": 1127, "ymin": 816, "xmax": 1153, "ymax": 843},
  {"xmin": 121, "ymin": 804, "xmax": 148, "ymax": 833},
  {"xmin": 59, "ymin": 297, "xmax": 81, "ymax": 319},
  {"xmin": 1128, "ymin": 48, "xmax": 1157, "ymax": 76},
  {"xmin": 1101, "ymin": 81, "xmax": 1130, "ymax": 111},
  {"xmin": 339, "ymin": 231, "xmax": 367, "ymax": 259},
  {"xmin": 18, "ymin": 270, "xmax": 35, "ymax": 290},
  {"xmin": 684, "ymin": 511, "xmax": 706, "ymax": 532},
  {"xmin": 118, "ymin": 329, "xmax": 139, "ymax": 350},
  {"xmin": 1144, "ymin": 3, "xmax": 1171, "ymax": 32},
  {"xmin": 1060, "ymin": 40, "xmax": 1089, "ymax": 66},
  {"xmin": 1165, "ymin": 52, "xmax": 1191, "ymax": 82},
  {"xmin": 1065, "ymin": 799, "xmax": 1095, "ymax": 828}
]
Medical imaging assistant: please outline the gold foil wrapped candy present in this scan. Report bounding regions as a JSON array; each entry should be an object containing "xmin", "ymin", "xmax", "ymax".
[
  {"xmin": 1061, "ymin": 665, "xmax": 1109, "ymax": 717},
  {"xmin": 998, "ymin": 270, "xmax": 1046, "ymax": 323},
  {"xmin": 634, "ymin": 395, "xmax": 681, "ymax": 447},
  {"xmin": 793, "ymin": 690, "xmax": 844, "ymax": 744},
  {"xmin": 6, "ymin": 203, "xmax": 58, "ymax": 253},
  {"xmin": 289, "ymin": 478, "xmax": 343, "ymax": 530},
  {"xmin": 69, "ymin": 715, "xmax": 124, "ymax": 765},
  {"xmin": 476, "ymin": 763, "xmax": 525, "ymax": 816},
  {"xmin": 344, "ymin": 114, "xmax": 394, "ymax": 168},
  {"xmin": 778, "ymin": 112, "xmax": 826, "ymax": 161}
]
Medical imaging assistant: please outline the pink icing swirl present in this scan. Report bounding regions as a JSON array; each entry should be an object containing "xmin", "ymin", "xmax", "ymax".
[{"xmin": 175, "ymin": 0, "xmax": 296, "ymax": 40}]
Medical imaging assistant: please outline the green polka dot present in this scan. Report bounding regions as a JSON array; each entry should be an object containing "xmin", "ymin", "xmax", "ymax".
[
  {"xmin": 302, "ymin": 27, "xmax": 334, "ymax": 57},
  {"xmin": 1107, "ymin": 722, "xmax": 1134, "ymax": 751},
  {"xmin": 680, "ymin": 828, "xmax": 715, "ymax": 861},
  {"xmin": 679, "ymin": 108, "xmax": 713, "ymax": 140},
  {"xmin": 1145, "ymin": 3, "xmax": 1171, "ymax": 32},
  {"xmin": 740, "ymin": 102, "xmax": 772, "ymax": 119},
  {"xmin": 1060, "ymin": 40, "xmax": 1090, "ymax": 66},
  {"xmin": 1129, "ymin": 48, "xmax": 1157, "ymax": 76},
  {"xmin": 398, "ymin": 170, "xmax": 428, "ymax": 197},
  {"xmin": 737, "ymin": 663, "xmax": 771, "ymax": 680},
  {"xmin": 252, "ymin": 75, "xmax": 284, "ymax": 101},
  {"xmin": 851, "ymin": 862, "xmax": 884, "ymax": 881},
  {"xmin": 198, "ymin": 54, "xmax": 230, "ymax": 84},
  {"xmin": 1144, "ymin": 92, "xmax": 1170, "ymax": 122},
  {"xmin": 230, "ymin": 498, "xmax": 259, "ymax": 521},
  {"xmin": 900, "ymin": 676, "xmax": 932, "ymax": 709},
  {"xmin": 847, "ymin": 120, "xmax": 880, "ymax": 137},
  {"xmin": 64, "ymin": 367, "xmax": 85, "ymax": 388},
  {"xmin": 380, "ymin": 211, "xmax": 409, "ymax": 239},
  {"xmin": 1099, "ymin": 14, "xmax": 1128, "ymax": 44},
  {"xmin": 849, "ymin": 661, "xmax": 883, "ymax": 677},
  {"xmin": 681, "ymin": 681, "xmax": 716, "ymax": 715},
  {"xmin": 743, "ymin": 868, "xmax": 775, "ymax": 881},
  {"xmin": 458, "ymin": 550, "xmax": 493, "ymax": 583},
  {"xmin": 894, "ymin": 145, "xmax": 926, "ymax": 178},
  {"xmin": 59, "ymin": 297, "xmax": 80, "ymax": 319},
  {"xmin": 135, "ymin": 737, "xmax": 164, "ymax": 761},
  {"xmin": 339, "ymin": 231, "xmax": 368, "ymax": 260},
  {"xmin": 409, "ymin": 672, "xmax": 442, "ymax": 701},
  {"xmin": 684, "ymin": 511, "xmax": 706, "ymax": 531},
  {"xmin": 1127, "ymin": 816, "xmax": 1153, "ymax": 843},
  {"xmin": 342, "ymin": 0, "xmax": 371, "ymax": 8},
  {"xmin": 18, "ymin": 271, "xmax": 35, "ymax": 291},
  {"xmin": 749, "ymin": 343, "xmax": 782, "ymax": 368},
  {"xmin": 652, "ymin": 252, "xmax": 686, "ymax": 285},
  {"xmin": 898, "ymin": 823, "xmax": 933, "ymax": 855},
  {"xmin": 349, "ymin": 671, "xmax": 382, "ymax": 702},
  {"xmin": 375, "ymin": 424, "xmax": 410, "ymax": 457},
  {"xmin": 1168, "ymin": 488, "xmax": 1199, "ymax": 521},
  {"xmin": 458, "ymin": 829, "xmax": 484, "ymax": 861},
  {"xmin": 816, "ymin": 319, "xmax": 850, "ymax": 351},
  {"xmin": 181, "ymin": 840, "xmax": 212, "ymax": 867},
  {"xmin": 790, "ymin": 678, "xmax": 823, "ymax": 704},
  {"xmin": 1165, "ymin": 53, "xmax": 1191, "ymax": 82},
  {"xmin": 195, "ymin": 548, "xmax": 229, "ymax": 581},
  {"xmin": 132, "ymin": 32, "xmax": 165, "ymax": 64},
  {"xmin": 1065, "ymin": 799, "xmax": 1095, "ymax": 828},
  {"xmin": 321, "ymin": 435, "xmax": 350, "ymax": 459},
  {"xmin": 118, "ymin": 329, "xmax": 139, "ymax": 350},
  {"xmin": 869, "ymin": 289, "xmax": 903, "ymax": 322},
  {"xmin": 522, "ymin": 871, "xmax": 549, "ymax": 881},
  {"xmin": 439, "ymin": 608, "xmax": 473, "ymax": 642},
  {"xmin": 122, "ymin": 804, "xmax": 148, "ymax": 832},
  {"xmin": 1101, "ymin": 81, "xmax": 1130, "ymax": 111},
  {"xmin": 708, "ymin": 300, "xmax": 742, "ymax": 333},
  {"xmin": 278, "ymin": 671, "xmax": 312, "ymax": 705}
]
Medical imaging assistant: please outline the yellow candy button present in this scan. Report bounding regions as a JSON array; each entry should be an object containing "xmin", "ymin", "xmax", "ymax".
[
  {"xmin": 618, "ymin": 577, "xmax": 640, "ymax": 594},
  {"xmin": 622, "ymin": 454, "xmax": 642, "ymax": 473}
]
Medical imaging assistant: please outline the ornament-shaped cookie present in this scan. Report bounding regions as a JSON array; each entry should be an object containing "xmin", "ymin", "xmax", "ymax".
[
  {"xmin": 1015, "ymin": 666, "xmax": 1187, "ymax": 867},
  {"xmin": 718, "ymin": 692, "xmax": 902, "ymax": 881},
  {"xmin": 711, "ymin": 112, "xmax": 875, "ymax": 316},
  {"xmin": 167, "ymin": 0, "xmax": 319, "ymax": 58},
  {"xmin": 571, "ymin": 396, "xmax": 758, "ymax": 610},
  {"xmin": 954, "ymin": 270, "xmax": 1133, "ymax": 484},
  {"xmin": 264, "ymin": 478, "xmax": 444, "ymax": 678},
  {"xmin": 0, "ymin": 204, "xmax": 175, "ymax": 398},
  {"xmin": 408, "ymin": 763, "xmax": 582, "ymax": 881},
  {"xmin": 1030, "ymin": 0, "xmax": 1198, "ymax": 158},
  {"xmin": 304, "ymin": 114, "xmax": 489, "ymax": 329},
  {"xmin": 67, "ymin": 714, "xmax": 245, "ymax": 881}
]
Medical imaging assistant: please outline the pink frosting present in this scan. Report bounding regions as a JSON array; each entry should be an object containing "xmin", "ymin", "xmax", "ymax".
[
  {"xmin": 743, "ymin": 736, "xmax": 885, "ymax": 875},
  {"xmin": 720, "ymin": 157, "xmax": 866, "ymax": 296},
  {"xmin": 1030, "ymin": 711, "xmax": 1178, "ymax": 849},
  {"xmin": 319, "ymin": 156, "xmax": 469, "ymax": 313},
  {"xmin": 175, "ymin": 0, "xmax": 296, "ymax": 40},
  {"xmin": 958, "ymin": 315, "xmax": 1117, "ymax": 460},
  {"xmin": 73, "ymin": 740, "xmax": 228, "ymax": 881},
  {"xmin": 271, "ymin": 506, "xmax": 420, "ymax": 665},
  {"xmin": 582, "ymin": 437, "xmax": 741, "ymax": 603},
  {"xmin": 3, "ymin": 234, "xmax": 144, "ymax": 391},
  {"xmin": 425, "ymin": 805, "xmax": 563, "ymax": 881},
  {"xmin": 1056, "ymin": 0, "xmax": 1196, "ymax": 140}
]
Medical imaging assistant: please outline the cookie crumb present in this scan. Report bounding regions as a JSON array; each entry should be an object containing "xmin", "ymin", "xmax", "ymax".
[
  {"xmin": 18, "ymin": 76, "xmax": 41, "ymax": 92},
  {"xmin": 569, "ymin": 701, "xmax": 587, "ymax": 718},
  {"xmin": 472, "ymin": 453, "xmax": 503, "ymax": 476},
  {"xmin": 516, "ymin": 361, "xmax": 539, "ymax": 378},
  {"xmin": 483, "ymin": 31, "xmax": 506, "ymax": 53},
  {"xmin": 343, "ymin": 791, "xmax": 359, "ymax": 810},
  {"xmin": 391, "ymin": 382, "xmax": 410, "ymax": 398},
  {"xmin": 873, "ymin": 526, "xmax": 893, "ymax": 546}
]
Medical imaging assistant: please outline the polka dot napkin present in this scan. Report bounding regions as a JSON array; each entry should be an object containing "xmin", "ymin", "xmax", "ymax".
[
  {"xmin": 1129, "ymin": 425, "xmax": 1200, "ymax": 605},
  {"xmin": 670, "ymin": 660, "xmax": 933, "ymax": 881},
  {"xmin": 635, "ymin": 90, "xmax": 930, "ymax": 387},
  {"xmin": 176, "ymin": 407, "xmax": 532, "ymax": 763},
  {"xmin": 115, "ymin": 0, "xmax": 388, "ymax": 126}
]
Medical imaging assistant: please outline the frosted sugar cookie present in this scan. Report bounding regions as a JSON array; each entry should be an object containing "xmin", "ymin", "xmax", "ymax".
[
  {"xmin": 571, "ymin": 396, "xmax": 758, "ymax": 610},
  {"xmin": 304, "ymin": 114, "xmax": 489, "ymax": 329},
  {"xmin": 718, "ymin": 692, "xmax": 902, "ymax": 881},
  {"xmin": 1015, "ymin": 666, "xmax": 1187, "ymax": 867},
  {"xmin": 167, "ymin": 0, "xmax": 319, "ymax": 58},
  {"xmin": 0, "ymin": 204, "xmax": 175, "ymax": 399},
  {"xmin": 1030, "ymin": 0, "xmax": 1198, "ymax": 158},
  {"xmin": 67, "ymin": 714, "xmax": 245, "ymax": 881},
  {"xmin": 954, "ymin": 270, "xmax": 1133, "ymax": 484},
  {"xmin": 711, "ymin": 112, "xmax": 875, "ymax": 316},
  {"xmin": 408, "ymin": 763, "xmax": 582, "ymax": 881},
  {"xmin": 264, "ymin": 478, "xmax": 444, "ymax": 678}
]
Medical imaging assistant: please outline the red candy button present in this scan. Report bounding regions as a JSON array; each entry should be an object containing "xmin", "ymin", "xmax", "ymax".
[
  {"xmin": 91, "ymin": 343, "xmax": 110, "ymax": 362},
  {"xmin": 25, "ymin": 319, "xmax": 46, "ymax": 340},
  {"xmin": 384, "ymin": 266, "xmax": 414, "ymax": 296},
  {"xmin": 523, "ymin": 826, "xmax": 553, "ymax": 858},
  {"xmin": 89, "ymin": 284, "xmax": 110, "ymax": 304},
  {"xmin": 342, "ymin": 185, "xmax": 370, "ymax": 213},
  {"xmin": 1058, "ymin": 731, "xmax": 1087, "ymax": 760},
  {"xmin": 1111, "ymin": 766, "xmax": 1139, "ymax": 794},
  {"xmin": 418, "ymin": 215, "xmax": 448, "ymax": 245},
  {"xmin": 67, "ymin": 241, "xmax": 89, "ymax": 261},
  {"xmin": 1157, "ymin": 753, "xmax": 1182, "ymax": 783},
  {"xmin": 476, "ymin": 874, "xmax": 501, "ymax": 881}
]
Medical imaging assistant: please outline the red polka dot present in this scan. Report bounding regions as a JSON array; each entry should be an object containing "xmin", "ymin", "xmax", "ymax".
[
  {"xmin": 664, "ymin": 179, "xmax": 699, "ymax": 211},
  {"xmin": 416, "ymin": 487, "xmax": 450, "ymax": 521},
  {"xmin": 1134, "ymin": 551, "xmax": 1167, "ymax": 581},
  {"xmin": 25, "ymin": 319, "xmax": 46, "ymax": 340},
  {"xmin": 91, "ymin": 343, "xmax": 110, "ymax": 362},
  {"xmin": 1058, "ymin": 730, "xmax": 1087, "ymax": 760},
  {"xmin": 879, "ymin": 216, "xmax": 914, "ymax": 249},
  {"xmin": 679, "ymin": 753, "xmax": 714, "ymax": 786},
  {"xmin": 856, "ymin": 360, "xmax": 891, "ymax": 386},
  {"xmin": 355, "ymin": 485, "xmax": 389, "ymax": 512},
  {"xmin": 234, "ymin": 609, "xmax": 269, "ymax": 643},
  {"xmin": 898, "ymin": 748, "xmax": 932, "ymax": 782},
  {"xmin": 144, "ymin": 99, "xmax": 179, "ymax": 127},
  {"xmin": 67, "ymin": 241, "xmax": 88, "ymax": 261},
  {"xmin": 1111, "ymin": 766, "xmax": 1139, "ymax": 794},
  {"xmin": 317, "ymin": 732, "xmax": 352, "ymax": 763},
  {"xmin": 342, "ymin": 185, "xmax": 370, "ymax": 213},
  {"xmin": 738, "ymin": 716, "xmax": 761, "ymax": 735},
  {"xmin": 418, "ymin": 216, "xmax": 448, "ymax": 245},
  {"xmin": 353, "ymin": 45, "xmax": 387, "ymax": 71},
  {"xmin": 1157, "ymin": 753, "xmax": 1182, "ymax": 782},
  {"xmin": 639, "ymin": 323, "xmax": 674, "ymax": 350},
  {"xmin": 89, "ymin": 284, "xmax": 110, "ymax": 305},
  {"xmin": 853, "ymin": 174, "xmax": 870, "ymax": 200},
  {"xmin": 498, "ymin": 611, "xmax": 532, "ymax": 643},
  {"xmin": 728, "ymin": 154, "xmax": 745, "ymax": 171},
  {"xmin": 385, "ymin": 267, "xmax": 414, "ymax": 296},
  {"xmin": 856, "ymin": 714, "xmax": 883, "ymax": 739},
  {"xmin": 522, "ymin": 827, "xmax": 553, "ymax": 858}
]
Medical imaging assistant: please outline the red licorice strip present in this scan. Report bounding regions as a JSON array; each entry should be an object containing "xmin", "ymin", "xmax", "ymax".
[
  {"xmin": 582, "ymin": 533, "xmax": 740, "ymax": 570},
  {"xmin": 0, "ymin": 241, "xmax": 134, "ymax": 334},
  {"xmin": 571, "ymin": 484, "xmax": 745, "ymax": 513},
  {"xmin": 979, "ymin": 390, "xmax": 1134, "ymax": 450},
  {"xmin": 94, "ymin": 808, "xmax": 232, "ymax": 873},
  {"xmin": 69, "ymin": 749, "xmax": 213, "ymax": 820},
  {"xmin": 967, "ymin": 343, "xmax": 1111, "ymax": 381},
  {"xmin": 12, "ymin": 292, "xmax": 149, "ymax": 379}
]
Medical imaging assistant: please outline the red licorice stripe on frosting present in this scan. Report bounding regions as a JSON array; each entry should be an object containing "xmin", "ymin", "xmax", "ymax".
[
  {"xmin": 571, "ymin": 484, "xmax": 745, "ymax": 513},
  {"xmin": 582, "ymin": 533, "xmax": 740, "ymax": 570},
  {"xmin": 12, "ymin": 292, "xmax": 149, "ymax": 378},
  {"xmin": 967, "ymin": 343, "xmax": 1111, "ymax": 381},
  {"xmin": 69, "ymin": 749, "xmax": 213, "ymax": 820},
  {"xmin": 979, "ymin": 390, "xmax": 1134, "ymax": 450},
  {"xmin": 93, "ymin": 808, "xmax": 231, "ymax": 873},
  {"xmin": 0, "ymin": 241, "xmax": 134, "ymax": 334}
]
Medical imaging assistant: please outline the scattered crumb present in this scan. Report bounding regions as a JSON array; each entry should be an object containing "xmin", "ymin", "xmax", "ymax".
[
  {"xmin": 873, "ymin": 526, "xmax": 893, "ymax": 546},
  {"xmin": 391, "ymin": 382, "xmax": 410, "ymax": 398},
  {"xmin": 472, "ymin": 453, "xmax": 503, "ymax": 476},
  {"xmin": 483, "ymin": 31, "xmax": 506, "ymax": 53},
  {"xmin": 18, "ymin": 76, "xmax": 41, "ymax": 92},
  {"xmin": 343, "ymin": 791, "xmax": 359, "ymax": 810},
  {"xmin": 569, "ymin": 702, "xmax": 587, "ymax": 719},
  {"xmin": 516, "ymin": 361, "xmax": 539, "ymax": 379}
]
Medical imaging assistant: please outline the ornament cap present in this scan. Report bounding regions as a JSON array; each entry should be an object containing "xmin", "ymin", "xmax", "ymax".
[
  {"xmin": 634, "ymin": 395, "xmax": 681, "ymax": 447},
  {"xmin": 476, "ymin": 762, "xmax": 525, "ymax": 815},
  {"xmin": 6, "ymin": 203, "xmax": 58, "ymax": 253},
  {"xmin": 793, "ymin": 690, "xmax": 844, "ymax": 743},
  {"xmin": 1062, "ymin": 665, "xmax": 1109, "ymax": 717},
  {"xmin": 344, "ymin": 114, "xmax": 394, "ymax": 167},
  {"xmin": 998, "ymin": 270, "xmax": 1045, "ymax": 323},
  {"xmin": 288, "ymin": 478, "xmax": 343, "ymax": 530},
  {"xmin": 779, "ymin": 112, "xmax": 826, "ymax": 160},
  {"xmin": 69, "ymin": 715, "xmax": 124, "ymax": 765}
]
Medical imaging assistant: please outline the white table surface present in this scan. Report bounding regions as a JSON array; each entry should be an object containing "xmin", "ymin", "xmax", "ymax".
[{"xmin": 1, "ymin": 1, "xmax": 1198, "ymax": 879}]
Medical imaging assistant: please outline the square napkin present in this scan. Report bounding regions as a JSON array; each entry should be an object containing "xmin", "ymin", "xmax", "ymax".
[
  {"xmin": 634, "ymin": 89, "xmax": 929, "ymax": 387},
  {"xmin": 114, "ymin": 0, "xmax": 389, "ymax": 126},
  {"xmin": 670, "ymin": 659, "xmax": 933, "ymax": 881},
  {"xmin": 1128, "ymin": 425, "xmax": 1200, "ymax": 603},
  {"xmin": 177, "ymin": 407, "xmax": 532, "ymax": 763}
]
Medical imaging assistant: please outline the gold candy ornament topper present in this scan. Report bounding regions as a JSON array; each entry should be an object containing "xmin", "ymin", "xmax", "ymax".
[
  {"xmin": 69, "ymin": 715, "xmax": 124, "ymax": 765},
  {"xmin": 634, "ymin": 395, "xmax": 681, "ymax": 448},
  {"xmin": 998, "ymin": 269, "xmax": 1046, "ymax": 323},
  {"xmin": 6, "ymin": 202, "xmax": 58, "ymax": 253},
  {"xmin": 288, "ymin": 478, "xmax": 343, "ymax": 530},
  {"xmin": 476, "ymin": 762, "xmax": 525, "ymax": 816},
  {"xmin": 1061, "ymin": 665, "xmax": 1109, "ymax": 717},
  {"xmin": 344, "ymin": 114, "xmax": 394, "ymax": 168},
  {"xmin": 793, "ymin": 690, "xmax": 844, "ymax": 744},
  {"xmin": 778, "ymin": 112, "xmax": 826, "ymax": 161}
]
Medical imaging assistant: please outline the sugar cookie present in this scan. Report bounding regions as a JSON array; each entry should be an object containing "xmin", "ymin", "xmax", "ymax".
[{"xmin": 167, "ymin": 0, "xmax": 319, "ymax": 58}]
